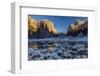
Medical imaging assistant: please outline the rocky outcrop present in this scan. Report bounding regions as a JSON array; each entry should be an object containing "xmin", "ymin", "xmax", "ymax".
[
  {"xmin": 67, "ymin": 20, "xmax": 88, "ymax": 36},
  {"xmin": 28, "ymin": 16, "xmax": 58, "ymax": 38},
  {"xmin": 28, "ymin": 16, "xmax": 38, "ymax": 32},
  {"xmin": 37, "ymin": 20, "xmax": 57, "ymax": 34}
]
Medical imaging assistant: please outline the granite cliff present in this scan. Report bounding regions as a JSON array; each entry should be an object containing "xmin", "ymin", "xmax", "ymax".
[
  {"xmin": 28, "ymin": 16, "xmax": 57, "ymax": 38},
  {"xmin": 67, "ymin": 20, "xmax": 88, "ymax": 36}
]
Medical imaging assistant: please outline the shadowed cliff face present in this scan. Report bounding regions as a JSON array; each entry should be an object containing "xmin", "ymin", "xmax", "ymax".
[
  {"xmin": 28, "ymin": 16, "xmax": 58, "ymax": 38},
  {"xmin": 67, "ymin": 20, "xmax": 88, "ymax": 37}
]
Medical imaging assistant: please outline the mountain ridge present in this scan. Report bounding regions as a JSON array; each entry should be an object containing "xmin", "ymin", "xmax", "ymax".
[
  {"xmin": 67, "ymin": 20, "xmax": 88, "ymax": 36},
  {"xmin": 28, "ymin": 16, "xmax": 88, "ymax": 38}
]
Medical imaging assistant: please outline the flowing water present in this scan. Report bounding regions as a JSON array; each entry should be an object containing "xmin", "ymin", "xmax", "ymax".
[{"xmin": 28, "ymin": 37, "xmax": 88, "ymax": 60}]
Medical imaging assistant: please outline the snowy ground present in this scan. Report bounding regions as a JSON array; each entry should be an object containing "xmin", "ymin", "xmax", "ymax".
[{"xmin": 28, "ymin": 37, "xmax": 88, "ymax": 60}]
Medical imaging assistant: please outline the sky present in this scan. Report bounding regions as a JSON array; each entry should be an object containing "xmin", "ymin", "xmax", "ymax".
[{"xmin": 30, "ymin": 15, "xmax": 88, "ymax": 33}]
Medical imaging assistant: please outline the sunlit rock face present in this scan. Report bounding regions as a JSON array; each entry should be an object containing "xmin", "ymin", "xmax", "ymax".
[
  {"xmin": 28, "ymin": 16, "xmax": 38, "ymax": 32},
  {"xmin": 28, "ymin": 16, "xmax": 58, "ymax": 38},
  {"xmin": 38, "ymin": 19, "xmax": 57, "ymax": 34},
  {"xmin": 28, "ymin": 16, "xmax": 88, "ymax": 38},
  {"xmin": 67, "ymin": 20, "xmax": 88, "ymax": 37}
]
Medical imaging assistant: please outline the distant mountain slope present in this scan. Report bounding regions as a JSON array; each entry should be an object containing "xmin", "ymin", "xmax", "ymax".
[{"xmin": 67, "ymin": 20, "xmax": 88, "ymax": 36}]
